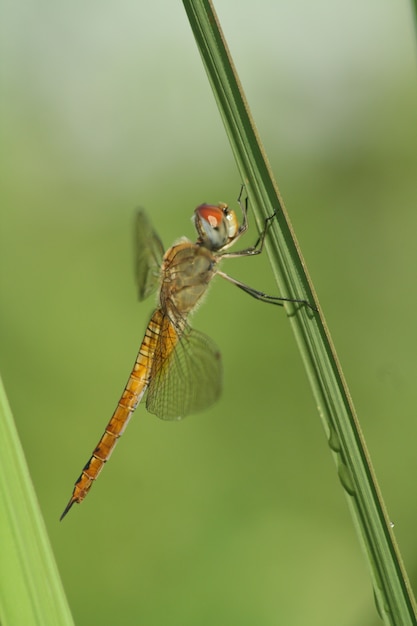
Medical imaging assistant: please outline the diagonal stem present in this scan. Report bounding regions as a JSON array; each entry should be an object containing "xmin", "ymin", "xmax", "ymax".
[{"xmin": 182, "ymin": 1, "xmax": 417, "ymax": 624}]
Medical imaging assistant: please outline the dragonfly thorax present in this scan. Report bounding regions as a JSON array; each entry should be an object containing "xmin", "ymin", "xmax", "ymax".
[
  {"xmin": 194, "ymin": 203, "xmax": 239, "ymax": 252},
  {"xmin": 160, "ymin": 242, "xmax": 216, "ymax": 317}
]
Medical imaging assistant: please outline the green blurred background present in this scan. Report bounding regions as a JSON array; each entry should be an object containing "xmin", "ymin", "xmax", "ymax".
[{"xmin": 1, "ymin": 1, "xmax": 417, "ymax": 624}]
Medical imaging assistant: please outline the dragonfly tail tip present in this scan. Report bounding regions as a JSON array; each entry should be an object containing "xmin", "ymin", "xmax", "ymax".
[{"xmin": 60, "ymin": 497, "xmax": 76, "ymax": 521}]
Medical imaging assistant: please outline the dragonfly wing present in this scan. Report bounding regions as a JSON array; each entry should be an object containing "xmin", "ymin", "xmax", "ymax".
[
  {"xmin": 135, "ymin": 210, "xmax": 165, "ymax": 301},
  {"xmin": 146, "ymin": 317, "xmax": 222, "ymax": 420}
]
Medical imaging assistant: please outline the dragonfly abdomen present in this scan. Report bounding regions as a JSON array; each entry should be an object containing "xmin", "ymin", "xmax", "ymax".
[{"xmin": 60, "ymin": 310, "xmax": 163, "ymax": 519}]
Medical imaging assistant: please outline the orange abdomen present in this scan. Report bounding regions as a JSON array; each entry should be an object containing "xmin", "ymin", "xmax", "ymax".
[{"xmin": 60, "ymin": 309, "xmax": 165, "ymax": 519}]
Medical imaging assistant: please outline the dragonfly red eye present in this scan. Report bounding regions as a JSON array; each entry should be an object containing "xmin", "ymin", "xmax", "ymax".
[
  {"xmin": 194, "ymin": 204, "xmax": 230, "ymax": 251},
  {"xmin": 196, "ymin": 204, "xmax": 224, "ymax": 228}
]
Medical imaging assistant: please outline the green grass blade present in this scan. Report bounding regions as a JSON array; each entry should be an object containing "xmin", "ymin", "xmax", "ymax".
[
  {"xmin": 0, "ymin": 375, "xmax": 74, "ymax": 626},
  {"xmin": 412, "ymin": 0, "xmax": 417, "ymax": 34},
  {"xmin": 182, "ymin": 1, "xmax": 417, "ymax": 624}
]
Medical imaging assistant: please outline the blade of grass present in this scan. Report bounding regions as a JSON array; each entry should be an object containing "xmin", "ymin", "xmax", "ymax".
[
  {"xmin": 0, "ymin": 375, "xmax": 74, "ymax": 626},
  {"xmin": 182, "ymin": 1, "xmax": 417, "ymax": 624},
  {"xmin": 412, "ymin": 0, "xmax": 417, "ymax": 36}
]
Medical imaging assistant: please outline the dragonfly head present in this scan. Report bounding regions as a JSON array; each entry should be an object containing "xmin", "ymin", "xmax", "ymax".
[{"xmin": 194, "ymin": 203, "xmax": 239, "ymax": 251}]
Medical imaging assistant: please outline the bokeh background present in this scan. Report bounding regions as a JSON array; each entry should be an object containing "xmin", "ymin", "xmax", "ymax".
[{"xmin": 1, "ymin": 1, "xmax": 417, "ymax": 625}]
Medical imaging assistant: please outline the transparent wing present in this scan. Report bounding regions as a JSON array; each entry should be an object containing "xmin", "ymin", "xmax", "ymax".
[
  {"xmin": 135, "ymin": 210, "xmax": 165, "ymax": 301},
  {"xmin": 146, "ymin": 316, "xmax": 222, "ymax": 420}
]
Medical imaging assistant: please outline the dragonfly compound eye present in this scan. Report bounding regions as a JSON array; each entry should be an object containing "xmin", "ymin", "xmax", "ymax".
[{"xmin": 194, "ymin": 204, "xmax": 229, "ymax": 251}]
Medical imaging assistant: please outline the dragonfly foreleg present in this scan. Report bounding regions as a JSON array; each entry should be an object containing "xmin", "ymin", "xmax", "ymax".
[{"xmin": 219, "ymin": 212, "xmax": 275, "ymax": 259}]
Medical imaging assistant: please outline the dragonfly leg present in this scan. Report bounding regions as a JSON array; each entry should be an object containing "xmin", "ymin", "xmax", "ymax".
[
  {"xmin": 217, "ymin": 270, "xmax": 316, "ymax": 311},
  {"xmin": 219, "ymin": 187, "xmax": 276, "ymax": 254},
  {"xmin": 220, "ymin": 209, "xmax": 275, "ymax": 259},
  {"xmin": 235, "ymin": 185, "xmax": 250, "ymax": 236}
]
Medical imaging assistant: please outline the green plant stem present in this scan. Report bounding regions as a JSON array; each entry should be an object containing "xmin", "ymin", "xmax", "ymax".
[
  {"xmin": 182, "ymin": 1, "xmax": 417, "ymax": 624},
  {"xmin": 0, "ymin": 376, "xmax": 74, "ymax": 626}
]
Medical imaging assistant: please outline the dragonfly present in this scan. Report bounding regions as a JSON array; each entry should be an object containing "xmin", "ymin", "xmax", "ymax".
[{"xmin": 61, "ymin": 194, "xmax": 313, "ymax": 519}]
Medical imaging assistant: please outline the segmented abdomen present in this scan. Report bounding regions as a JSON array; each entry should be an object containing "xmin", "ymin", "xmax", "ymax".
[{"xmin": 60, "ymin": 309, "xmax": 165, "ymax": 519}]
